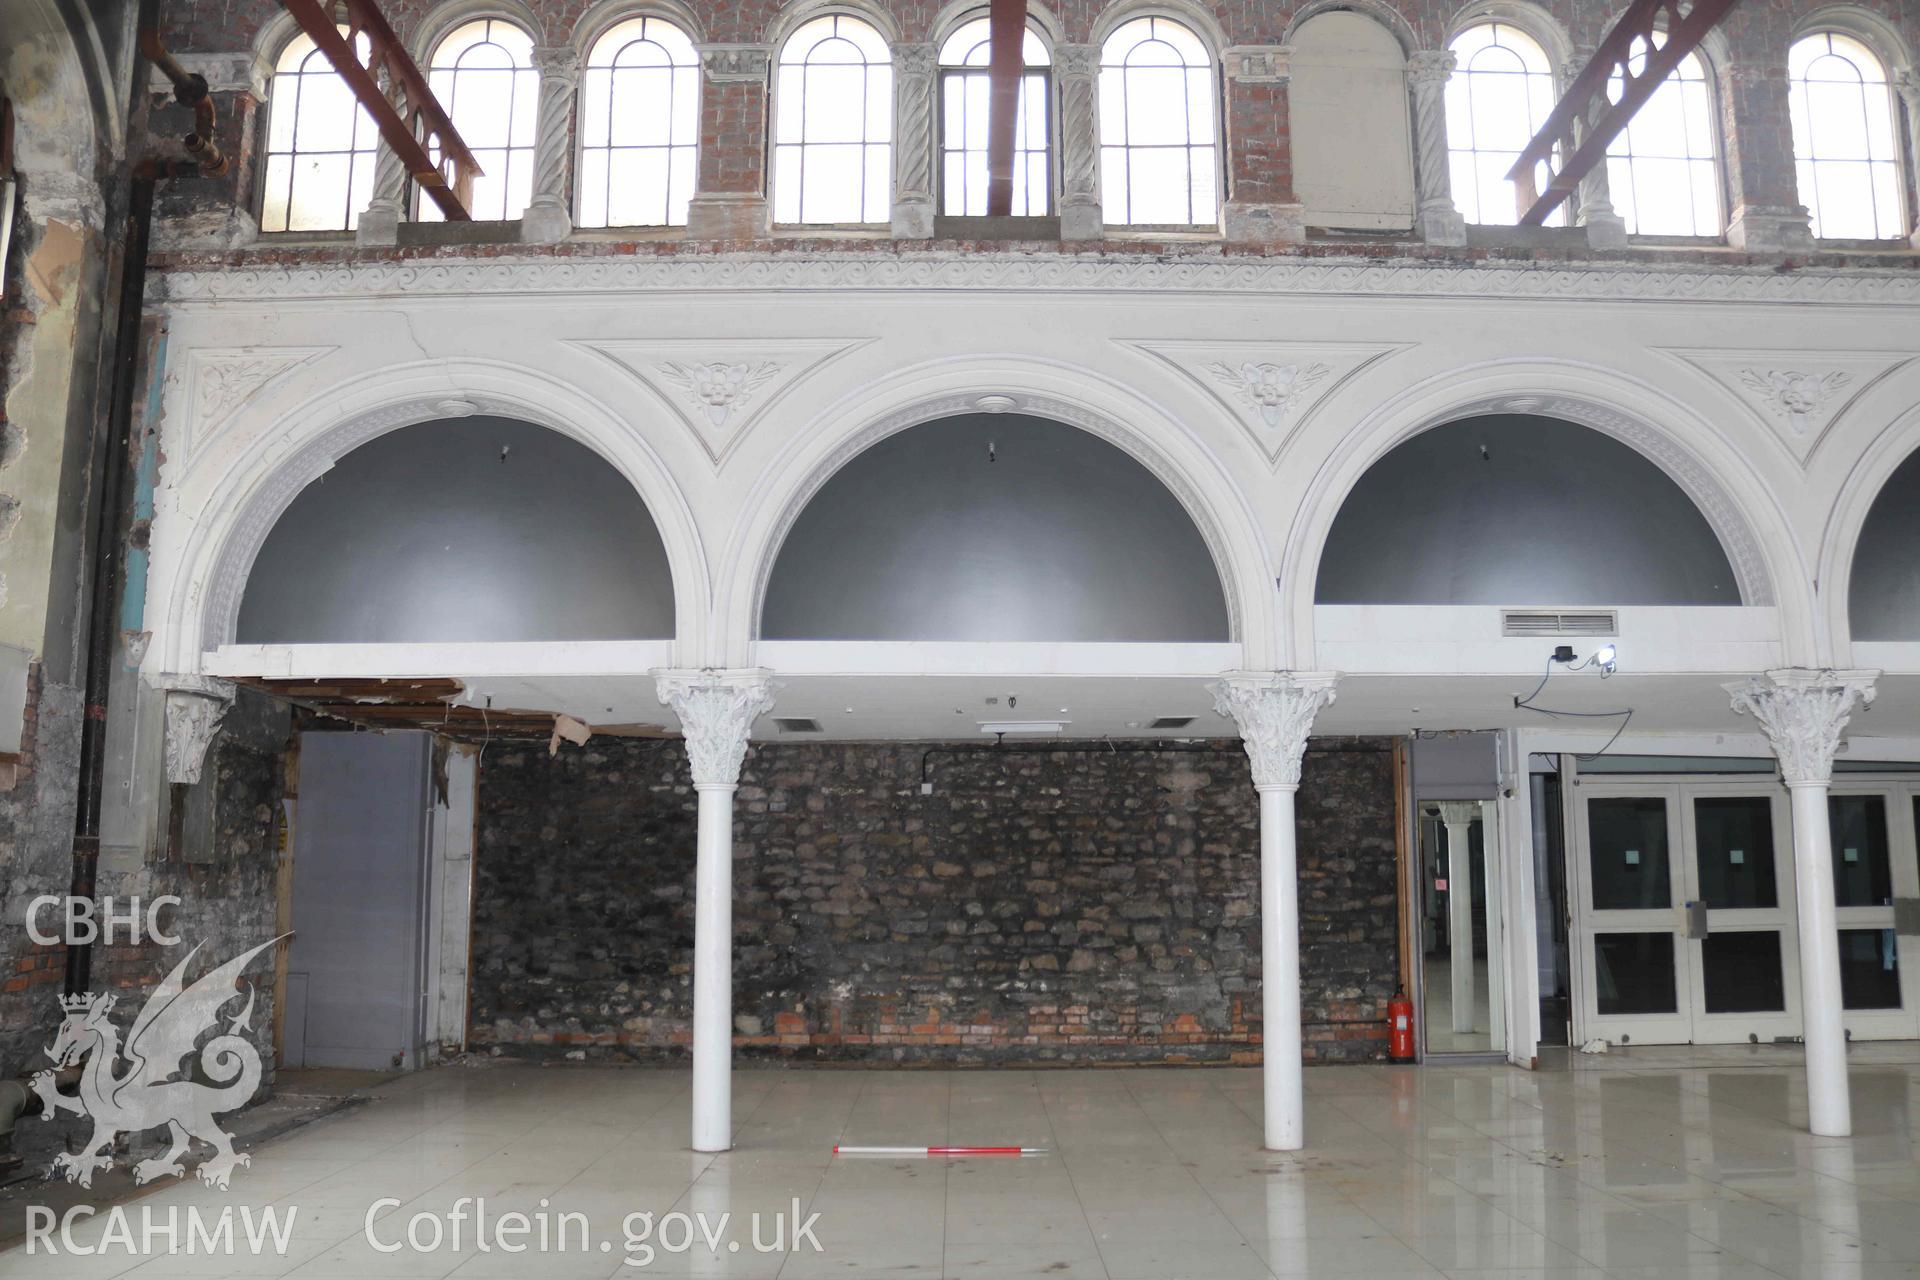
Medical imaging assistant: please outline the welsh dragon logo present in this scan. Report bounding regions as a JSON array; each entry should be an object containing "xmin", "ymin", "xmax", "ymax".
[{"xmin": 33, "ymin": 936, "xmax": 284, "ymax": 1190}]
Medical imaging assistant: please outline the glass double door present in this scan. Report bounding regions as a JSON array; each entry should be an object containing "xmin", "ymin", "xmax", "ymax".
[
  {"xmin": 1824, "ymin": 788, "xmax": 1920, "ymax": 1039},
  {"xmin": 1574, "ymin": 782, "xmax": 1802, "ymax": 1045}
]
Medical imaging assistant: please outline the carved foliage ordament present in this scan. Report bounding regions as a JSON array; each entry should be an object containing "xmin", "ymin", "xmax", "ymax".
[
  {"xmin": 163, "ymin": 677, "xmax": 237, "ymax": 785},
  {"xmin": 1210, "ymin": 674, "xmax": 1339, "ymax": 790},
  {"xmin": 1206, "ymin": 360, "xmax": 1330, "ymax": 427},
  {"xmin": 658, "ymin": 360, "xmax": 784, "ymax": 427},
  {"xmin": 657, "ymin": 674, "xmax": 778, "ymax": 787},
  {"xmin": 1725, "ymin": 669, "xmax": 1878, "ymax": 785},
  {"xmin": 1738, "ymin": 369, "xmax": 1851, "ymax": 435}
]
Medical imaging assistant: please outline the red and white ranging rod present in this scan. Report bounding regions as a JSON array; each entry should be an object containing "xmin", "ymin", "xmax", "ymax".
[{"xmin": 832, "ymin": 1145, "xmax": 1045, "ymax": 1157}]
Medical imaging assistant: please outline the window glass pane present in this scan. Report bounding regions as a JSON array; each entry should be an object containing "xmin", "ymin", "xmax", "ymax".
[
  {"xmin": 1098, "ymin": 17, "xmax": 1217, "ymax": 226},
  {"xmin": 1606, "ymin": 52, "xmax": 1720, "ymax": 234},
  {"xmin": 286, "ymin": 152, "xmax": 352, "ymax": 231},
  {"xmin": 1789, "ymin": 32, "xmax": 1904, "ymax": 241},
  {"xmin": 579, "ymin": 17, "xmax": 699, "ymax": 228},
  {"xmin": 1126, "ymin": 145, "xmax": 1188, "ymax": 223},
  {"xmin": 1444, "ymin": 24, "xmax": 1558, "ymax": 226},
  {"xmin": 800, "ymin": 143, "xmax": 863, "ymax": 222},
  {"xmin": 1589, "ymin": 797, "xmax": 1671, "ymax": 909},
  {"xmin": 1693, "ymin": 797, "xmax": 1777, "ymax": 910},
  {"xmin": 774, "ymin": 15, "xmax": 891, "ymax": 224},
  {"xmin": 1839, "ymin": 927, "xmax": 1902, "ymax": 1009},
  {"xmin": 1595, "ymin": 933, "xmax": 1677, "ymax": 1014},
  {"xmin": 1829, "ymin": 794, "xmax": 1893, "ymax": 906},
  {"xmin": 1701, "ymin": 931, "xmax": 1786, "ymax": 1013}
]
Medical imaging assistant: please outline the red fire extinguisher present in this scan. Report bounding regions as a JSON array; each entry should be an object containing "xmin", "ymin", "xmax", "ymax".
[{"xmin": 1388, "ymin": 989, "xmax": 1415, "ymax": 1063}]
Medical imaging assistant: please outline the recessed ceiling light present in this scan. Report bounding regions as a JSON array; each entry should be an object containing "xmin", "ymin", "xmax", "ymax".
[{"xmin": 1149, "ymin": 716, "xmax": 1196, "ymax": 730}]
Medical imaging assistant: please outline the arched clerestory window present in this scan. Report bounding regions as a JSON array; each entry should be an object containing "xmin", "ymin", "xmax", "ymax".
[
  {"xmin": 1604, "ymin": 48, "xmax": 1722, "ymax": 236},
  {"xmin": 773, "ymin": 13, "xmax": 894, "ymax": 225},
  {"xmin": 937, "ymin": 15, "xmax": 1052, "ymax": 216},
  {"xmin": 422, "ymin": 18, "xmax": 540, "ymax": 221},
  {"xmin": 1097, "ymin": 15, "xmax": 1219, "ymax": 226},
  {"xmin": 1789, "ymin": 31, "xmax": 1905, "ymax": 240},
  {"xmin": 261, "ymin": 30, "xmax": 378, "ymax": 233},
  {"xmin": 1445, "ymin": 22, "xmax": 1562, "ymax": 225},
  {"xmin": 577, "ymin": 15, "xmax": 702, "ymax": 228}
]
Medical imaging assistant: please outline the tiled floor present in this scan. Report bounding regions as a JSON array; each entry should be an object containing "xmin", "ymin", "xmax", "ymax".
[{"xmin": 7, "ymin": 1046, "xmax": 1920, "ymax": 1278}]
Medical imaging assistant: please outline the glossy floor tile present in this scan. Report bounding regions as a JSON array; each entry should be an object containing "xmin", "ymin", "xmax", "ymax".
[{"xmin": 4, "ymin": 1047, "xmax": 1920, "ymax": 1278}]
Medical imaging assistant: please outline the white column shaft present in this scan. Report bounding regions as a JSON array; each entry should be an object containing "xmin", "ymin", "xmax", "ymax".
[
  {"xmin": 657, "ymin": 670, "xmax": 777, "ymax": 1156},
  {"xmin": 1790, "ymin": 781, "xmax": 1851, "ymax": 1137},
  {"xmin": 1444, "ymin": 819, "xmax": 1476, "ymax": 1034},
  {"xmin": 1260, "ymin": 784, "xmax": 1303, "ymax": 1150},
  {"xmin": 692, "ymin": 782, "xmax": 737, "ymax": 1152},
  {"xmin": 1726, "ymin": 667, "xmax": 1876, "ymax": 1139}
]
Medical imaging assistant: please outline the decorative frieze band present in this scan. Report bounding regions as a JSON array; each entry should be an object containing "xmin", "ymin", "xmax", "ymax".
[{"xmin": 150, "ymin": 253, "xmax": 1920, "ymax": 307}]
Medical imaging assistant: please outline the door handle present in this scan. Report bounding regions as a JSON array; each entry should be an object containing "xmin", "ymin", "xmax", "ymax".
[
  {"xmin": 1682, "ymin": 901, "xmax": 1709, "ymax": 940},
  {"xmin": 1894, "ymin": 898, "xmax": 1920, "ymax": 938}
]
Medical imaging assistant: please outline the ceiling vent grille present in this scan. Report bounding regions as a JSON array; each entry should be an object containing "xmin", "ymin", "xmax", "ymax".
[
  {"xmin": 1149, "ymin": 716, "xmax": 1196, "ymax": 729},
  {"xmin": 774, "ymin": 717, "xmax": 822, "ymax": 734},
  {"xmin": 1501, "ymin": 609, "xmax": 1619, "ymax": 638}
]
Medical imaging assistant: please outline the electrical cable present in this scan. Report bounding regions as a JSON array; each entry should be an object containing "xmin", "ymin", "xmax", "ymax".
[{"xmin": 1512, "ymin": 654, "xmax": 1635, "ymax": 760}]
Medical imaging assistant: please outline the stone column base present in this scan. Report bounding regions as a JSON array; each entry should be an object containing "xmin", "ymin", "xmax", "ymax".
[
  {"xmin": 1416, "ymin": 202, "xmax": 1466, "ymax": 247},
  {"xmin": 356, "ymin": 199, "xmax": 402, "ymax": 247},
  {"xmin": 1581, "ymin": 212, "xmax": 1629, "ymax": 250},
  {"xmin": 1222, "ymin": 200, "xmax": 1305, "ymax": 247},
  {"xmin": 1060, "ymin": 199, "xmax": 1103, "ymax": 241},
  {"xmin": 686, "ymin": 192, "xmax": 770, "ymax": 240},
  {"xmin": 891, "ymin": 197, "xmax": 934, "ymax": 239},
  {"xmin": 1727, "ymin": 203, "xmax": 1814, "ymax": 253},
  {"xmin": 521, "ymin": 196, "xmax": 572, "ymax": 244}
]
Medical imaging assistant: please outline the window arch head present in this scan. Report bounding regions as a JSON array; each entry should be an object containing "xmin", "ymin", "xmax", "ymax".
[
  {"xmin": 773, "ymin": 13, "xmax": 894, "ymax": 225},
  {"xmin": 423, "ymin": 18, "xmax": 539, "ymax": 221},
  {"xmin": 1789, "ymin": 31, "xmax": 1905, "ymax": 240},
  {"xmin": 1604, "ymin": 48, "xmax": 1722, "ymax": 236},
  {"xmin": 938, "ymin": 14, "xmax": 1052, "ymax": 216},
  {"xmin": 1444, "ymin": 22, "xmax": 1561, "ymax": 225},
  {"xmin": 577, "ymin": 15, "xmax": 701, "ymax": 227},
  {"xmin": 261, "ymin": 30, "xmax": 378, "ymax": 232},
  {"xmin": 1097, "ymin": 15, "xmax": 1219, "ymax": 227}
]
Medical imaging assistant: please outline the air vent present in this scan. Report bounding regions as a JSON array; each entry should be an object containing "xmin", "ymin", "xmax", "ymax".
[
  {"xmin": 774, "ymin": 717, "xmax": 822, "ymax": 734},
  {"xmin": 1501, "ymin": 609, "xmax": 1618, "ymax": 638},
  {"xmin": 1149, "ymin": 716, "xmax": 1196, "ymax": 730}
]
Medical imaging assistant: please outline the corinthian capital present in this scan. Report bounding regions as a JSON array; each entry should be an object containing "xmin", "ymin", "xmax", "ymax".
[
  {"xmin": 162, "ymin": 674, "xmax": 237, "ymax": 785},
  {"xmin": 1209, "ymin": 671, "xmax": 1339, "ymax": 790},
  {"xmin": 1725, "ymin": 668, "xmax": 1878, "ymax": 786},
  {"xmin": 1406, "ymin": 49, "xmax": 1456, "ymax": 86},
  {"xmin": 656, "ymin": 670, "xmax": 778, "ymax": 787}
]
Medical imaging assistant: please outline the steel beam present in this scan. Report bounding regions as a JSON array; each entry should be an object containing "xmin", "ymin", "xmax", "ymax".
[
  {"xmin": 1506, "ymin": 0, "xmax": 1739, "ymax": 226},
  {"xmin": 279, "ymin": 0, "xmax": 482, "ymax": 220},
  {"xmin": 984, "ymin": 0, "xmax": 1026, "ymax": 216}
]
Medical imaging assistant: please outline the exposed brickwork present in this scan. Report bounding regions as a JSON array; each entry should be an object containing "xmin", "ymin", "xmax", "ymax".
[
  {"xmin": 1227, "ymin": 78, "xmax": 1293, "ymax": 205},
  {"xmin": 149, "ymin": 0, "xmax": 1919, "ymax": 254},
  {"xmin": 470, "ymin": 737, "xmax": 1400, "ymax": 1066},
  {"xmin": 698, "ymin": 79, "xmax": 768, "ymax": 197}
]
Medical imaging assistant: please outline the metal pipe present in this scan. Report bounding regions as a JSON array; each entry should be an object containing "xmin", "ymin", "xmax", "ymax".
[{"xmin": 66, "ymin": 0, "xmax": 164, "ymax": 996}]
